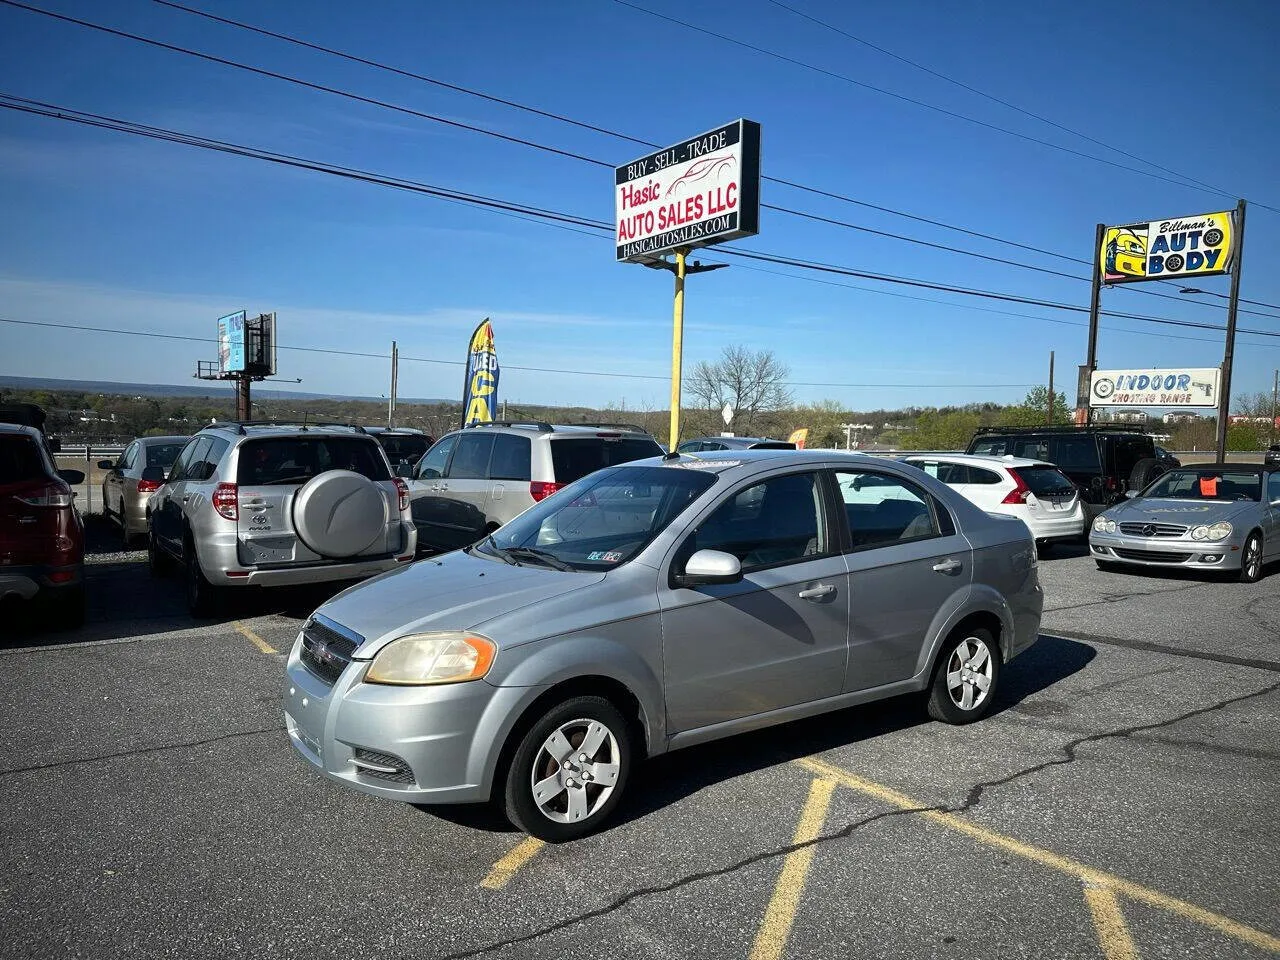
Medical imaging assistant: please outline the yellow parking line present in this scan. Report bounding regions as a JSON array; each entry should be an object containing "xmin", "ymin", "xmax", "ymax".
[
  {"xmin": 480, "ymin": 837, "xmax": 545, "ymax": 890},
  {"xmin": 748, "ymin": 778, "xmax": 837, "ymax": 960},
  {"xmin": 233, "ymin": 621, "xmax": 277, "ymax": 655},
  {"xmin": 796, "ymin": 757, "xmax": 1280, "ymax": 954},
  {"xmin": 1083, "ymin": 881, "xmax": 1140, "ymax": 960}
]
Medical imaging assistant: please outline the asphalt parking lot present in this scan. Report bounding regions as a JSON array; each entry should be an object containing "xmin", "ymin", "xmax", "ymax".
[{"xmin": 1, "ymin": 518, "xmax": 1277, "ymax": 959}]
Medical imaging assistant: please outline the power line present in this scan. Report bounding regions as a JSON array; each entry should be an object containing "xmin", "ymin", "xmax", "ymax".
[
  {"xmin": 765, "ymin": 0, "xmax": 1229, "ymax": 197},
  {"xmin": 610, "ymin": 0, "xmax": 1250, "ymax": 199},
  {"xmin": 8, "ymin": 93, "xmax": 1280, "ymax": 347},
  {"xmin": 145, "ymin": 0, "xmax": 1280, "ymax": 318},
  {"xmin": 13, "ymin": 1, "xmax": 1279, "ymax": 323}
]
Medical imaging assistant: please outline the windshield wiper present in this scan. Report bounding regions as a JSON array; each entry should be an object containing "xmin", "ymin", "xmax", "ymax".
[
  {"xmin": 470, "ymin": 534, "xmax": 519, "ymax": 565},
  {"xmin": 504, "ymin": 546, "xmax": 574, "ymax": 571}
]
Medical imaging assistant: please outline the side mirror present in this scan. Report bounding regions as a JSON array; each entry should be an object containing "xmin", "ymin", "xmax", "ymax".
[
  {"xmin": 678, "ymin": 549, "xmax": 742, "ymax": 587},
  {"xmin": 97, "ymin": 460, "xmax": 115, "ymax": 470},
  {"xmin": 420, "ymin": 467, "xmax": 442, "ymax": 481},
  {"xmin": 57, "ymin": 469, "xmax": 85, "ymax": 486},
  {"xmin": 141, "ymin": 465, "xmax": 167, "ymax": 484},
  {"xmin": 1124, "ymin": 490, "xmax": 1139, "ymax": 499}
]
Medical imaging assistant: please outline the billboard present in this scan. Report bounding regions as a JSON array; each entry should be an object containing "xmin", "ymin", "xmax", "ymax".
[
  {"xmin": 462, "ymin": 319, "xmax": 499, "ymax": 426},
  {"xmin": 615, "ymin": 119, "xmax": 760, "ymax": 263},
  {"xmin": 1100, "ymin": 211, "xmax": 1235, "ymax": 284},
  {"xmin": 245, "ymin": 312, "xmax": 277, "ymax": 377},
  {"xmin": 217, "ymin": 310, "xmax": 247, "ymax": 375},
  {"xmin": 1089, "ymin": 367, "xmax": 1220, "ymax": 407}
]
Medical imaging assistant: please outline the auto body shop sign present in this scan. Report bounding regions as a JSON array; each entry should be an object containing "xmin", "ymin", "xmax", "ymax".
[
  {"xmin": 615, "ymin": 119, "xmax": 761, "ymax": 263},
  {"xmin": 1090, "ymin": 367, "xmax": 1221, "ymax": 407},
  {"xmin": 1100, "ymin": 210, "xmax": 1235, "ymax": 284}
]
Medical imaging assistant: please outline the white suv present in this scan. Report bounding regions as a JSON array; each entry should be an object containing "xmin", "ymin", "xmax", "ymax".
[
  {"xmin": 407, "ymin": 421, "xmax": 663, "ymax": 553},
  {"xmin": 900, "ymin": 453, "xmax": 1084, "ymax": 553}
]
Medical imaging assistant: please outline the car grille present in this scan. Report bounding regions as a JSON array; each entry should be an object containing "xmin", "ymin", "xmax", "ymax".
[
  {"xmin": 1119, "ymin": 522, "xmax": 1188, "ymax": 538},
  {"xmin": 299, "ymin": 618, "xmax": 361, "ymax": 685},
  {"xmin": 352, "ymin": 748, "xmax": 416, "ymax": 785},
  {"xmin": 1114, "ymin": 548, "xmax": 1192, "ymax": 563}
]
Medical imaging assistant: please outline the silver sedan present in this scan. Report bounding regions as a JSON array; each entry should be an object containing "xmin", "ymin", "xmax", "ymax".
[
  {"xmin": 98, "ymin": 436, "xmax": 188, "ymax": 544},
  {"xmin": 284, "ymin": 451, "xmax": 1043, "ymax": 841},
  {"xmin": 1089, "ymin": 463, "xmax": 1280, "ymax": 582}
]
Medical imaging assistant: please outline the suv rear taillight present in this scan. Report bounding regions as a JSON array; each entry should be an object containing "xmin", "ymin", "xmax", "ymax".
[
  {"xmin": 137, "ymin": 478, "xmax": 162, "ymax": 494},
  {"xmin": 212, "ymin": 482, "xmax": 239, "ymax": 520},
  {"xmin": 393, "ymin": 477, "xmax": 410, "ymax": 512},
  {"xmin": 1001, "ymin": 470, "xmax": 1031, "ymax": 505},
  {"xmin": 530, "ymin": 481, "xmax": 562, "ymax": 502},
  {"xmin": 14, "ymin": 481, "xmax": 73, "ymax": 507}
]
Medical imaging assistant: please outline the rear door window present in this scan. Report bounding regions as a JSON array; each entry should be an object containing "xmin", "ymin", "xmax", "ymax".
[
  {"xmin": 236, "ymin": 437, "xmax": 390, "ymax": 485},
  {"xmin": 448, "ymin": 433, "xmax": 496, "ymax": 479},
  {"xmin": 968, "ymin": 467, "xmax": 1003, "ymax": 484},
  {"xmin": 550, "ymin": 437, "xmax": 663, "ymax": 484},
  {"xmin": 0, "ymin": 435, "xmax": 45, "ymax": 484},
  {"xmin": 489, "ymin": 433, "xmax": 531, "ymax": 481},
  {"xmin": 181, "ymin": 438, "xmax": 213, "ymax": 480},
  {"xmin": 1050, "ymin": 436, "xmax": 1101, "ymax": 471},
  {"xmin": 1012, "ymin": 437, "xmax": 1050, "ymax": 461}
]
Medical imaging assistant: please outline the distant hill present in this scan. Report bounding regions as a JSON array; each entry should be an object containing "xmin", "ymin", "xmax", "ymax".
[{"xmin": 0, "ymin": 375, "xmax": 455, "ymax": 406}]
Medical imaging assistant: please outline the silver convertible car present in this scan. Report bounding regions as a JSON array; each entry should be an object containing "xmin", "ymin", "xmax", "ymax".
[
  {"xmin": 1089, "ymin": 463, "xmax": 1280, "ymax": 582},
  {"xmin": 284, "ymin": 451, "xmax": 1043, "ymax": 840}
]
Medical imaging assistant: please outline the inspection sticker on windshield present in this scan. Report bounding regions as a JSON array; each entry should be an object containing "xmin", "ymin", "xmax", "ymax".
[{"xmin": 587, "ymin": 551, "xmax": 625, "ymax": 562}]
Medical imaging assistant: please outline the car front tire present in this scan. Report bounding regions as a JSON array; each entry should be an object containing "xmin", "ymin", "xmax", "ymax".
[
  {"xmin": 1239, "ymin": 533, "xmax": 1264, "ymax": 583},
  {"xmin": 1095, "ymin": 559, "xmax": 1121, "ymax": 573},
  {"xmin": 503, "ymin": 695, "xmax": 632, "ymax": 842},
  {"xmin": 927, "ymin": 627, "xmax": 1001, "ymax": 724},
  {"xmin": 148, "ymin": 526, "xmax": 171, "ymax": 577}
]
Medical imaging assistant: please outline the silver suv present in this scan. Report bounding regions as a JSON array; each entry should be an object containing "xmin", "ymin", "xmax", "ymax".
[
  {"xmin": 147, "ymin": 422, "xmax": 416, "ymax": 616},
  {"xmin": 407, "ymin": 421, "xmax": 662, "ymax": 553}
]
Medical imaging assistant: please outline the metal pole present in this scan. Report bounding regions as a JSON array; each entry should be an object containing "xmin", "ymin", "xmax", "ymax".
[
  {"xmin": 388, "ymin": 340, "xmax": 398, "ymax": 428},
  {"xmin": 1047, "ymin": 350, "xmax": 1055, "ymax": 425},
  {"xmin": 668, "ymin": 248, "xmax": 688, "ymax": 451},
  {"xmin": 236, "ymin": 374, "xmax": 251, "ymax": 421},
  {"xmin": 1215, "ymin": 199, "xmax": 1248, "ymax": 462},
  {"xmin": 1272, "ymin": 368, "xmax": 1277, "ymax": 446},
  {"xmin": 1082, "ymin": 222, "xmax": 1105, "ymax": 425}
]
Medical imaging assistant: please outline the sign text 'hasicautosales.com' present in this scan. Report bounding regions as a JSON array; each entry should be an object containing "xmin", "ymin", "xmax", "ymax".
[{"xmin": 615, "ymin": 119, "xmax": 760, "ymax": 263}]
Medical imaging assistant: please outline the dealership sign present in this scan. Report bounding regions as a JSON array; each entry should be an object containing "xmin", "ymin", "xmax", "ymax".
[
  {"xmin": 1090, "ymin": 367, "xmax": 1220, "ymax": 407},
  {"xmin": 1100, "ymin": 210, "xmax": 1235, "ymax": 284},
  {"xmin": 615, "ymin": 119, "xmax": 761, "ymax": 263}
]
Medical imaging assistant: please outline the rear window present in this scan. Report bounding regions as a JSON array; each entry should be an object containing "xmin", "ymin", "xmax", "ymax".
[
  {"xmin": 747, "ymin": 441, "xmax": 796, "ymax": 449},
  {"xmin": 146, "ymin": 443, "xmax": 186, "ymax": 469},
  {"xmin": 236, "ymin": 437, "xmax": 390, "ymax": 485},
  {"xmin": 1014, "ymin": 466, "xmax": 1077, "ymax": 497},
  {"xmin": 550, "ymin": 436, "xmax": 663, "ymax": 484},
  {"xmin": 1051, "ymin": 436, "xmax": 1101, "ymax": 471},
  {"xmin": 376, "ymin": 434, "xmax": 431, "ymax": 465},
  {"xmin": 0, "ymin": 435, "xmax": 45, "ymax": 484}
]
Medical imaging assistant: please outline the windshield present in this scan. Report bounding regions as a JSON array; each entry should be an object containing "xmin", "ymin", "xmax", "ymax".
[
  {"xmin": 236, "ymin": 436, "xmax": 391, "ymax": 485},
  {"xmin": 146, "ymin": 443, "xmax": 186, "ymax": 469},
  {"xmin": 476, "ymin": 465, "xmax": 716, "ymax": 571},
  {"xmin": 1142, "ymin": 469, "xmax": 1261, "ymax": 502}
]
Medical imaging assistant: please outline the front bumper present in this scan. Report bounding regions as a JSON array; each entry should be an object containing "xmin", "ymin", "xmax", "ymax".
[
  {"xmin": 283, "ymin": 637, "xmax": 532, "ymax": 805},
  {"xmin": 1089, "ymin": 533, "xmax": 1239, "ymax": 570}
]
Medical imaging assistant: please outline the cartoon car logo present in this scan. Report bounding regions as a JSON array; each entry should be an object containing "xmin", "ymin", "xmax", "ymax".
[
  {"xmin": 1104, "ymin": 228, "xmax": 1146, "ymax": 279},
  {"xmin": 665, "ymin": 153, "xmax": 737, "ymax": 198}
]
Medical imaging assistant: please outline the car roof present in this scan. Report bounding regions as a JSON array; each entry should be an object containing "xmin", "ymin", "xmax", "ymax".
[
  {"xmin": 629, "ymin": 448, "xmax": 905, "ymax": 475},
  {"xmin": 200, "ymin": 423, "xmax": 375, "ymax": 439},
  {"xmin": 1176, "ymin": 462, "xmax": 1268, "ymax": 473},
  {"xmin": 901, "ymin": 452, "xmax": 1051, "ymax": 469},
  {"xmin": 364, "ymin": 426, "xmax": 427, "ymax": 435},
  {"xmin": 0, "ymin": 423, "xmax": 41, "ymax": 439},
  {"xmin": 138, "ymin": 435, "xmax": 190, "ymax": 444}
]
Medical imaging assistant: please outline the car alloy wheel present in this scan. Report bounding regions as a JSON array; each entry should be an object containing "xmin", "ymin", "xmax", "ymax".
[
  {"xmin": 927, "ymin": 627, "xmax": 1001, "ymax": 724},
  {"xmin": 1240, "ymin": 534, "xmax": 1264, "ymax": 583},
  {"xmin": 504, "ymin": 695, "xmax": 632, "ymax": 842}
]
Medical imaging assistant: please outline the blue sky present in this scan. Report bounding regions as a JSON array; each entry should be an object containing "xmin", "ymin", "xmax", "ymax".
[{"xmin": 2, "ymin": 0, "xmax": 1279, "ymax": 413}]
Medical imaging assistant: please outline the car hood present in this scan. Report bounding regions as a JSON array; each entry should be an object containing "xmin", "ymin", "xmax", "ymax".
[
  {"xmin": 312, "ymin": 550, "xmax": 605, "ymax": 657},
  {"xmin": 1109, "ymin": 497, "xmax": 1256, "ymax": 525}
]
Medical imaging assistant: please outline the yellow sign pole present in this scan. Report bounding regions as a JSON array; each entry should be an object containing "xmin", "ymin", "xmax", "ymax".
[{"xmin": 668, "ymin": 247, "xmax": 688, "ymax": 451}]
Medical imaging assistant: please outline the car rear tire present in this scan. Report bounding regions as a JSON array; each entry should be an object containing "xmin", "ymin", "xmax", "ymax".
[
  {"xmin": 186, "ymin": 547, "xmax": 222, "ymax": 619},
  {"xmin": 1128, "ymin": 458, "xmax": 1165, "ymax": 493},
  {"xmin": 503, "ymin": 695, "xmax": 632, "ymax": 842},
  {"xmin": 927, "ymin": 627, "xmax": 1001, "ymax": 725},
  {"xmin": 1239, "ymin": 533, "xmax": 1264, "ymax": 583},
  {"xmin": 148, "ymin": 527, "xmax": 172, "ymax": 577}
]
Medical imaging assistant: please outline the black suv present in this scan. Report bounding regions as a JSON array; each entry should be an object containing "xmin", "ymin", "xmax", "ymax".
[{"xmin": 966, "ymin": 426, "xmax": 1168, "ymax": 518}]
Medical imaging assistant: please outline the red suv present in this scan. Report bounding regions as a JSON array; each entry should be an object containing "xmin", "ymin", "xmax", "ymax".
[{"xmin": 0, "ymin": 424, "xmax": 86, "ymax": 628}]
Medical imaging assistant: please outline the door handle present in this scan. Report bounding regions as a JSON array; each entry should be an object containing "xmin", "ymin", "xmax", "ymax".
[
  {"xmin": 182, "ymin": 495, "xmax": 191, "ymax": 504},
  {"xmin": 932, "ymin": 559, "xmax": 962, "ymax": 574},
  {"xmin": 798, "ymin": 584, "xmax": 835, "ymax": 600}
]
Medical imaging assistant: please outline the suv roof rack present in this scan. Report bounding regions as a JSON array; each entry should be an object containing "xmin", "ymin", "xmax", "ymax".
[
  {"xmin": 972, "ymin": 424, "xmax": 1151, "ymax": 435},
  {"xmin": 464, "ymin": 420, "xmax": 555, "ymax": 432},
  {"xmin": 571, "ymin": 422, "xmax": 650, "ymax": 433},
  {"xmin": 209, "ymin": 420, "xmax": 370, "ymax": 435}
]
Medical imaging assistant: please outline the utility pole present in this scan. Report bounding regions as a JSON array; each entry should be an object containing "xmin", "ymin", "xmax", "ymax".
[
  {"xmin": 1215, "ymin": 199, "xmax": 1248, "ymax": 462},
  {"xmin": 1047, "ymin": 350, "xmax": 1055, "ymax": 425},
  {"xmin": 387, "ymin": 340, "xmax": 398, "ymax": 429},
  {"xmin": 1272, "ymin": 368, "xmax": 1278, "ymax": 446},
  {"xmin": 235, "ymin": 375, "xmax": 251, "ymax": 421}
]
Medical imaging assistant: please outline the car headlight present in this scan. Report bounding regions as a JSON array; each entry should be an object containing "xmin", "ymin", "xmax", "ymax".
[
  {"xmin": 1092, "ymin": 516, "xmax": 1116, "ymax": 533},
  {"xmin": 1190, "ymin": 525, "xmax": 1208, "ymax": 541},
  {"xmin": 366, "ymin": 632, "xmax": 496, "ymax": 685},
  {"xmin": 1207, "ymin": 522, "xmax": 1232, "ymax": 542}
]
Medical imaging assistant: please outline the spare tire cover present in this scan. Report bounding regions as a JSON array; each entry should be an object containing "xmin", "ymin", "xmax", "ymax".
[{"xmin": 292, "ymin": 470, "xmax": 388, "ymax": 558}]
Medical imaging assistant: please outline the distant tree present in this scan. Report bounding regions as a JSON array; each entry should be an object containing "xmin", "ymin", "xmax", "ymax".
[
  {"xmin": 686, "ymin": 346, "xmax": 793, "ymax": 437},
  {"xmin": 901, "ymin": 410, "xmax": 982, "ymax": 451}
]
